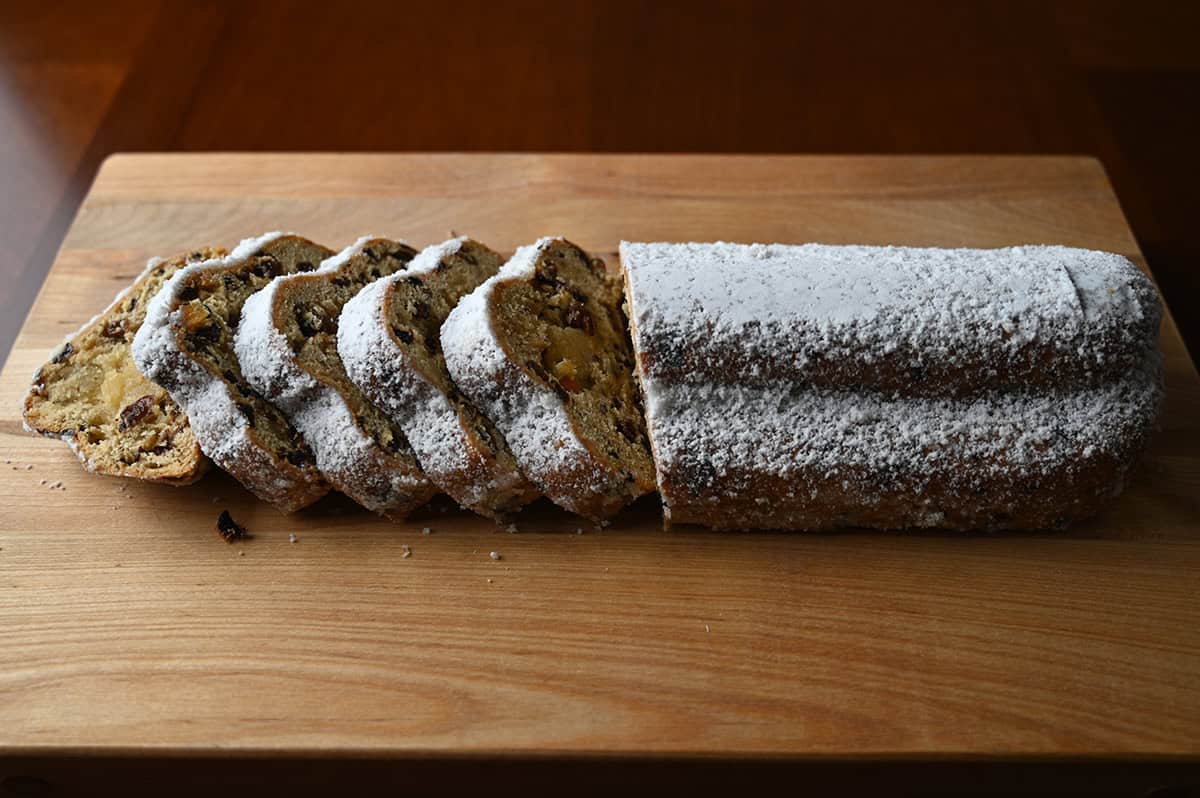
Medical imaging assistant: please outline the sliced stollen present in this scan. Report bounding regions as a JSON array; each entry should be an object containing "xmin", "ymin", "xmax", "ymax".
[
  {"xmin": 23, "ymin": 248, "xmax": 224, "ymax": 484},
  {"xmin": 441, "ymin": 237, "xmax": 655, "ymax": 521},
  {"xmin": 338, "ymin": 237, "xmax": 538, "ymax": 520},
  {"xmin": 131, "ymin": 232, "xmax": 335, "ymax": 513},
  {"xmin": 235, "ymin": 237, "xmax": 436, "ymax": 519},
  {"xmin": 619, "ymin": 241, "xmax": 1164, "ymax": 531}
]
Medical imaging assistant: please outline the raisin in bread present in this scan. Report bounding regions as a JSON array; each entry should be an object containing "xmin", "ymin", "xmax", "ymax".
[
  {"xmin": 131, "ymin": 232, "xmax": 334, "ymax": 513},
  {"xmin": 23, "ymin": 248, "xmax": 224, "ymax": 484},
  {"xmin": 619, "ymin": 241, "xmax": 1164, "ymax": 531},
  {"xmin": 235, "ymin": 237, "xmax": 436, "ymax": 519},
  {"xmin": 338, "ymin": 237, "xmax": 538, "ymax": 520},
  {"xmin": 441, "ymin": 237, "xmax": 655, "ymax": 521}
]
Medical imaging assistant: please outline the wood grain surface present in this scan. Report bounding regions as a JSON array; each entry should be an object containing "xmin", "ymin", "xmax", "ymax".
[{"xmin": 0, "ymin": 154, "xmax": 1198, "ymax": 765}]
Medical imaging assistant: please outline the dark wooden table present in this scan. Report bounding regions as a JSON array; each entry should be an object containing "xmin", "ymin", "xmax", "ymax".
[{"xmin": 2, "ymin": 1, "xmax": 1199, "ymax": 369}]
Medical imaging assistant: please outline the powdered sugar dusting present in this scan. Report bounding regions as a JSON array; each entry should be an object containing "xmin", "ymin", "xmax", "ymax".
[
  {"xmin": 130, "ymin": 232, "xmax": 326, "ymax": 511},
  {"xmin": 441, "ymin": 237, "xmax": 620, "ymax": 519},
  {"xmin": 338, "ymin": 239, "xmax": 534, "ymax": 517},
  {"xmin": 620, "ymin": 242, "xmax": 1160, "ymax": 389},
  {"xmin": 622, "ymin": 241, "xmax": 1164, "ymax": 530},
  {"xmin": 405, "ymin": 236, "xmax": 468, "ymax": 277},
  {"xmin": 235, "ymin": 240, "xmax": 431, "ymax": 515},
  {"xmin": 646, "ymin": 365, "xmax": 1160, "ymax": 484}
]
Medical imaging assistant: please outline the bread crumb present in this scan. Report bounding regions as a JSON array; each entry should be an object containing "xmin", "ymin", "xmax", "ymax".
[
  {"xmin": 487, "ymin": 578, "xmax": 493, "ymax": 584},
  {"xmin": 421, "ymin": 527, "xmax": 431, "ymax": 535},
  {"xmin": 288, "ymin": 533, "xmax": 298, "ymax": 544},
  {"xmin": 575, "ymin": 527, "xmax": 583, "ymax": 534},
  {"xmin": 39, "ymin": 479, "xmax": 46, "ymax": 486},
  {"xmin": 401, "ymin": 545, "xmax": 412, "ymax": 559},
  {"xmin": 25, "ymin": 464, "xmax": 33, "ymax": 470},
  {"xmin": 505, "ymin": 524, "xmax": 518, "ymax": 534},
  {"xmin": 489, "ymin": 551, "xmax": 501, "ymax": 561},
  {"xmin": 215, "ymin": 510, "xmax": 250, "ymax": 543},
  {"xmin": 239, "ymin": 551, "xmax": 245, "ymax": 557},
  {"xmin": 705, "ymin": 624, "xmax": 711, "ymax": 633}
]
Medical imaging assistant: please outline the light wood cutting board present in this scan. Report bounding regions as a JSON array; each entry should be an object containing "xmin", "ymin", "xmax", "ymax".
[{"xmin": 1, "ymin": 155, "xmax": 1197, "ymax": 768}]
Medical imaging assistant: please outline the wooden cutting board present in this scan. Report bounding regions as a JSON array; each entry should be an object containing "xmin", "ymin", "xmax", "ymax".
[{"xmin": 1, "ymin": 155, "xmax": 1197, "ymax": 772}]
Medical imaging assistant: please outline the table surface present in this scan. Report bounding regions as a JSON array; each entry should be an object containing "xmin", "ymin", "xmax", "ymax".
[{"xmin": 0, "ymin": 153, "xmax": 1197, "ymax": 760}]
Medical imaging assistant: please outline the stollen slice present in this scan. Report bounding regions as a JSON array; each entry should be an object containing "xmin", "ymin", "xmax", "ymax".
[
  {"xmin": 338, "ymin": 237, "xmax": 538, "ymax": 520},
  {"xmin": 236, "ymin": 236, "xmax": 436, "ymax": 519},
  {"xmin": 23, "ymin": 248, "xmax": 224, "ymax": 484},
  {"xmin": 441, "ymin": 237, "xmax": 654, "ymax": 522},
  {"xmin": 132, "ymin": 232, "xmax": 334, "ymax": 513}
]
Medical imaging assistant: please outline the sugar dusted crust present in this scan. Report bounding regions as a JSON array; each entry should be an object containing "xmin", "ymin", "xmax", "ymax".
[
  {"xmin": 442, "ymin": 237, "xmax": 654, "ymax": 521},
  {"xmin": 131, "ymin": 232, "xmax": 333, "ymax": 513},
  {"xmin": 646, "ymin": 366, "xmax": 1162, "ymax": 530},
  {"xmin": 622, "ymin": 241, "xmax": 1165, "ymax": 531},
  {"xmin": 338, "ymin": 238, "xmax": 538, "ymax": 520},
  {"xmin": 236, "ymin": 237, "xmax": 436, "ymax": 519},
  {"xmin": 620, "ymin": 242, "xmax": 1161, "ymax": 394}
]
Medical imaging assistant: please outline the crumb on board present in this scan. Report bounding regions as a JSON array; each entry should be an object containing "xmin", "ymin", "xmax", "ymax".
[
  {"xmin": 288, "ymin": 533, "xmax": 298, "ymax": 544},
  {"xmin": 487, "ymin": 578, "xmax": 493, "ymax": 584},
  {"xmin": 505, "ymin": 524, "xmax": 518, "ymax": 534},
  {"xmin": 422, "ymin": 527, "xmax": 431, "ymax": 535},
  {"xmin": 705, "ymin": 624, "xmax": 711, "ymax": 633},
  {"xmin": 576, "ymin": 527, "xmax": 583, "ymax": 534},
  {"xmin": 401, "ymin": 544, "xmax": 413, "ymax": 559},
  {"xmin": 25, "ymin": 464, "xmax": 32, "ymax": 470},
  {"xmin": 489, "ymin": 551, "xmax": 501, "ymax": 561},
  {"xmin": 215, "ymin": 510, "xmax": 250, "ymax": 543}
]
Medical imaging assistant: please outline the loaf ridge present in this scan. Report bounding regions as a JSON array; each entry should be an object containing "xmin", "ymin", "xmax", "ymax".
[{"xmin": 621, "ymin": 241, "xmax": 1164, "ymax": 531}]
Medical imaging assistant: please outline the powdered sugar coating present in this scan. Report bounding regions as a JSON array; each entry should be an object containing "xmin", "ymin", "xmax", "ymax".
[
  {"xmin": 441, "ymin": 237, "xmax": 626, "ymax": 520},
  {"xmin": 623, "ymin": 241, "xmax": 1164, "ymax": 530},
  {"xmin": 620, "ymin": 242, "xmax": 1160, "ymax": 391},
  {"xmin": 338, "ymin": 237, "xmax": 535, "ymax": 518},
  {"xmin": 131, "ymin": 232, "xmax": 327, "ymax": 511},
  {"xmin": 645, "ymin": 359, "xmax": 1161, "ymax": 530},
  {"xmin": 235, "ymin": 237, "xmax": 432, "ymax": 516}
]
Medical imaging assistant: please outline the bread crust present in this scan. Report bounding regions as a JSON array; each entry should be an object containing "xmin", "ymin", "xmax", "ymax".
[
  {"xmin": 23, "ymin": 249, "xmax": 223, "ymax": 484},
  {"xmin": 622, "ymin": 242, "xmax": 1165, "ymax": 532},
  {"xmin": 621, "ymin": 242, "xmax": 1162, "ymax": 396},
  {"xmin": 338, "ymin": 238, "xmax": 538, "ymax": 520},
  {"xmin": 236, "ymin": 237, "xmax": 436, "ymax": 519},
  {"xmin": 647, "ymin": 371, "xmax": 1161, "ymax": 531},
  {"xmin": 132, "ymin": 233, "xmax": 333, "ymax": 513}
]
